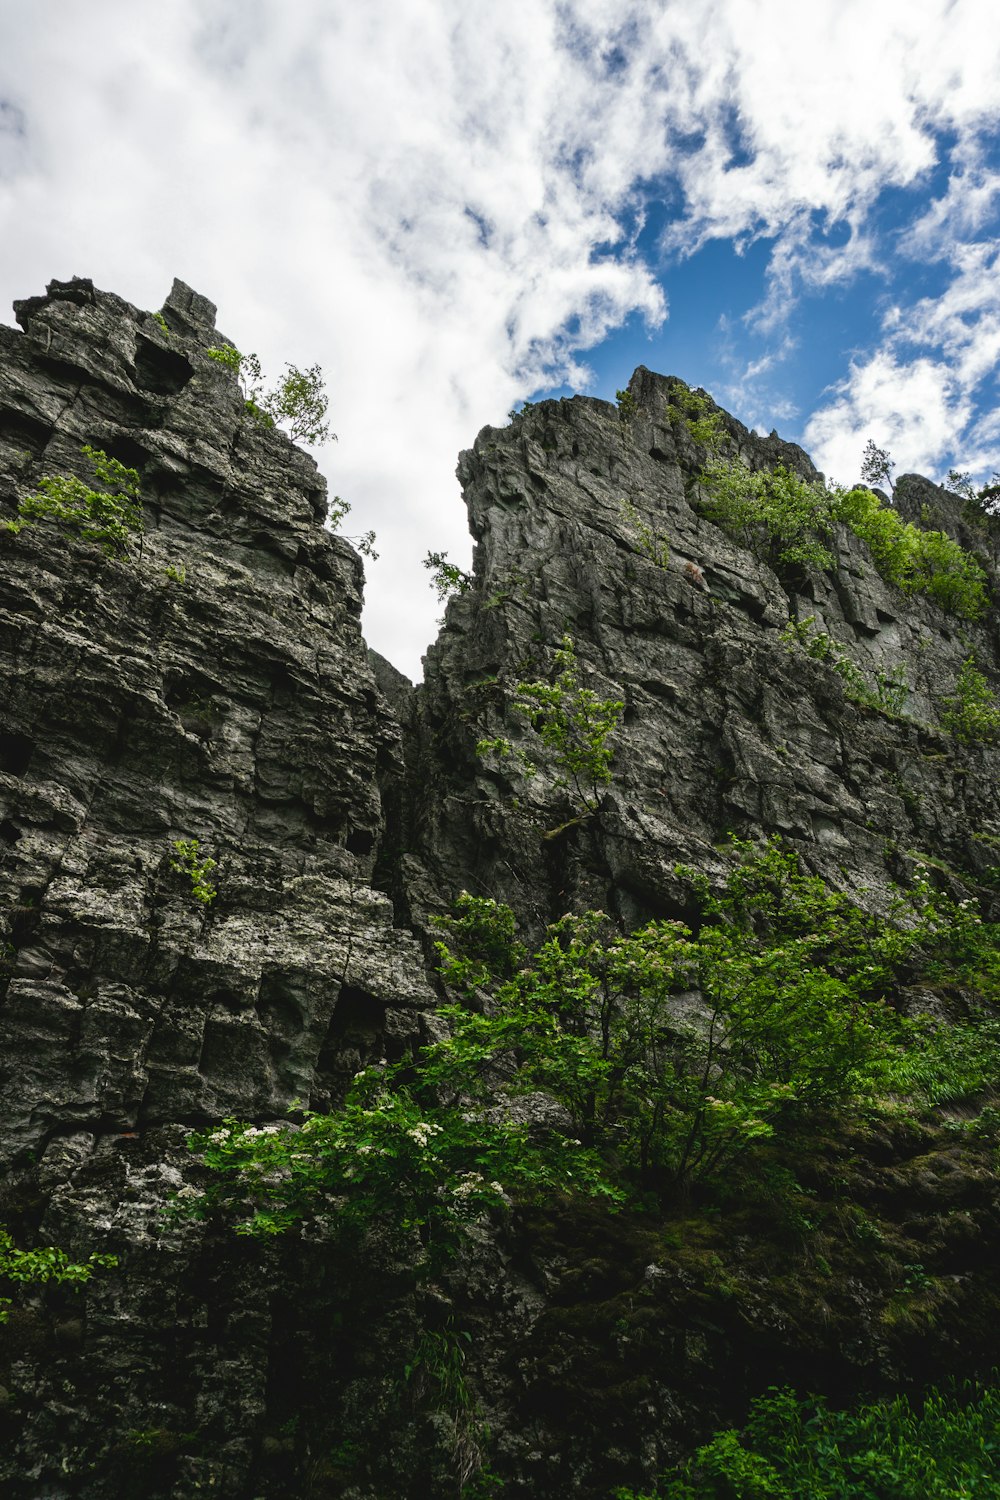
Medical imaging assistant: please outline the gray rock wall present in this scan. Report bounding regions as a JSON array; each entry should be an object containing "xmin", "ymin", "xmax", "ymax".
[
  {"xmin": 2, "ymin": 279, "xmax": 1000, "ymax": 1498},
  {"xmin": 0, "ymin": 278, "xmax": 434, "ymax": 1496},
  {"xmin": 408, "ymin": 367, "xmax": 1000, "ymax": 936}
]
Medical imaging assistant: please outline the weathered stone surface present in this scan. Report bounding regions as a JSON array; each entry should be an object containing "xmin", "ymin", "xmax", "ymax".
[
  {"xmin": 4, "ymin": 283, "xmax": 1000, "ymax": 1499},
  {"xmin": 407, "ymin": 367, "xmax": 1000, "ymax": 938},
  {"xmin": 0, "ymin": 278, "xmax": 434, "ymax": 1497}
]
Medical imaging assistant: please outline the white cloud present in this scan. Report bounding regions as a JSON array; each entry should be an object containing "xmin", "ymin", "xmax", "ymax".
[
  {"xmin": 805, "ymin": 236, "xmax": 1000, "ymax": 485},
  {"xmin": 1, "ymin": 1, "xmax": 999, "ymax": 673},
  {"xmin": 803, "ymin": 352, "xmax": 965, "ymax": 485}
]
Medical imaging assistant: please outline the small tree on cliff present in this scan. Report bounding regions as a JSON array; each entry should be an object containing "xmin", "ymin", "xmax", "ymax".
[{"xmin": 207, "ymin": 345, "xmax": 334, "ymax": 445}]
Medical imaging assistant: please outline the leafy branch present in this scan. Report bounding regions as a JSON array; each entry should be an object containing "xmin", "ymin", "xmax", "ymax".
[{"xmin": 6, "ymin": 445, "xmax": 143, "ymax": 559}]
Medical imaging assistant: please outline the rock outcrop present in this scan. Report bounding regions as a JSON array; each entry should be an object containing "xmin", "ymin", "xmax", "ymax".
[
  {"xmin": 408, "ymin": 368, "xmax": 1000, "ymax": 937},
  {"xmin": 0, "ymin": 278, "xmax": 434, "ymax": 1496},
  {"xmin": 2, "ymin": 279, "xmax": 1000, "ymax": 1499}
]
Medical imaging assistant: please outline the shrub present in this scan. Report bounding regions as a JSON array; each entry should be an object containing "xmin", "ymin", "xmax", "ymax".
[
  {"xmin": 621, "ymin": 500, "xmax": 670, "ymax": 567},
  {"xmin": 8, "ymin": 445, "xmax": 142, "ymax": 558},
  {"xmin": 781, "ymin": 617, "xmax": 909, "ymax": 717},
  {"xmin": 266, "ymin": 362, "xmax": 331, "ymax": 444},
  {"xmin": 860, "ymin": 436, "xmax": 895, "ymax": 492},
  {"xmin": 324, "ymin": 494, "xmax": 378, "ymax": 559},
  {"xmin": 169, "ymin": 838, "xmax": 217, "ymax": 905},
  {"xmin": 432, "ymin": 840, "xmax": 1000, "ymax": 1190},
  {"xmin": 616, "ymin": 388, "xmax": 637, "ymax": 421},
  {"xmin": 940, "ymin": 656, "xmax": 1000, "ymax": 743},
  {"xmin": 699, "ymin": 459, "xmax": 836, "ymax": 571},
  {"xmin": 424, "ymin": 550, "xmax": 473, "ymax": 602},
  {"xmin": 644, "ymin": 1382, "xmax": 1000, "ymax": 1499},
  {"xmin": 187, "ymin": 1062, "xmax": 616, "ymax": 1261},
  {"xmin": 832, "ymin": 485, "xmax": 988, "ymax": 621},
  {"xmin": 188, "ymin": 839, "xmax": 1000, "ymax": 1255},
  {"xmin": 695, "ymin": 450, "xmax": 989, "ymax": 619},
  {"xmin": 667, "ymin": 385, "xmax": 726, "ymax": 451},
  {"xmin": 476, "ymin": 635, "xmax": 624, "ymax": 815}
]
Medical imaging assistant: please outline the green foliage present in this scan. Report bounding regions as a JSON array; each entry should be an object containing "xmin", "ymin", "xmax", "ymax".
[
  {"xmin": 432, "ymin": 891, "xmax": 525, "ymax": 991},
  {"xmin": 8, "ymin": 445, "xmax": 142, "ymax": 558},
  {"xmin": 207, "ymin": 346, "xmax": 333, "ymax": 444},
  {"xmin": 206, "ymin": 342, "xmax": 251, "ymax": 378},
  {"xmin": 187, "ymin": 1065, "xmax": 615, "ymax": 1262},
  {"xmin": 946, "ymin": 469, "xmax": 1000, "ymax": 518},
  {"xmin": 349, "ymin": 529, "xmax": 379, "ymax": 560},
  {"xmin": 946, "ymin": 468, "xmax": 977, "ymax": 501},
  {"xmin": 405, "ymin": 1322, "xmax": 498, "ymax": 1495},
  {"xmin": 860, "ymin": 436, "xmax": 895, "ymax": 492},
  {"xmin": 324, "ymin": 494, "xmax": 378, "ymax": 559},
  {"xmin": 621, "ymin": 499, "xmax": 670, "ymax": 567},
  {"xmin": 162, "ymin": 563, "xmax": 187, "ymax": 585},
  {"xmin": 616, "ymin": 389, "xmax": 637, "ymax": 421},
  {"xmin": 151, "ymin": 311, "xmax": 169, "ymax": 337},
  {"xmin": 424, "ymin": 550, "xmax": 473, "ymax": 602},
  {"xmin": 169, "ymin": 838, "xmax": 217, "ymax": 905},
  {"xmin": 940, "ymin": 656, "xmax": 1000, "ymax": 743},
  {"xmin": 780, "ymin": 617, "xmax": 909, "ymax": 717},
  {"xmin": 832, "ymin": 484, "xmax": 988, "ymax": 620},
  {"xmin": 667, "ymin": 385, "xmax": 726, "ymax": 452},
  {"xmin": 267, "ymin": 362, "xmax": 332, "ymax": 443},
  {"xmin": 699, "ymin": 459, "xmax": 837, "ymax": 571},
  {"xmin": 699, "ymin": 454, "xmax": 988, "ymax": 619},
  {"xmin": 476, "ymin": 635, "xmax": 624, "ymax": 815},
  {"xmin": 640, "ymin": 1382, "xmax": 1000, "ymax": 1499},
  {"xmin": 437, "ymin": 840, "xmax": 1000, "ymax": 1189},
  {"xmin": 190, "ymin": 837, "xmax": 1000, "ymax": 1309},
  {"xmin": 877, "ymin": 1013, "xmax": 1000, "ymax": 1108},
  {"xmin": 0, "ymin": 1224, "xmax": 116, "ymax": 1323}
]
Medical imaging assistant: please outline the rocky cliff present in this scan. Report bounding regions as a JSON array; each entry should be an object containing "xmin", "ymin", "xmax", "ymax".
[{"xmin": 2, "ymin": 278, "xmax": 1000, "ymax": 1499}]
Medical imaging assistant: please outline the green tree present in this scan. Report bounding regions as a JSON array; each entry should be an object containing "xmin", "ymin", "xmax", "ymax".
[
  {"xmin": 940, "ymin": 656, "xmax": 1000, "ymax": 743},
  {"xmin": 424, "ymin": 550, "xmax": 473, "ymax": 602},
  {"xmin": 207, "ymin": 346, "xmax": 334, "ymax": 444},
  {"xmin": 636, "ymin": 1382, "xmax": 1000, "ymax": 1499},
  {"xmin": 860, "ymin": 437, "xmax": 895, "ymax": 492},
  {"xmin": 698, "ymin": 458, "xmax": 837, "ymax": 571}
]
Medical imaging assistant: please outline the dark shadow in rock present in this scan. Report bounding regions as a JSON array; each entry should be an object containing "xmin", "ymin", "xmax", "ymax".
[{"xmin": 132, "ymin": 335, "xmax": 194, "ymax": 397}]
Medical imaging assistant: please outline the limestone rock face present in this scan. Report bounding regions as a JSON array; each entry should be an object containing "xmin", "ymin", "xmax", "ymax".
[
  {"xmin": 0, "ymin": 278, "xmax": 433, "ymax": 1495},
  {"xmin": 3, "ymin": 281, "xmax": 1000, "ymax": 1498},
  {"xmin": 408, "ymin": 367, "xmax": 1000, "ymax": 935}
]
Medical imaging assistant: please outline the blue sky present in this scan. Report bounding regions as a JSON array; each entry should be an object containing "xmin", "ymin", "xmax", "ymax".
[{"xmin": 2, "ymin": 2, "xmax": 999, "ymax": 678}]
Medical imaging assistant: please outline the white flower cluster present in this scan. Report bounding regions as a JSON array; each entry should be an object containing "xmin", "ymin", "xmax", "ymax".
[
  {"xmin": 406, "ymin": 1121, "xmax": 443, "ymax": 1148},
  {"xmin": 452, "ymin": 1172, "xmax": 504, "ymax": 1199},
  {"xmin": 241, "ymin": 1124, "xmax": 282, "ymax": 1140}
]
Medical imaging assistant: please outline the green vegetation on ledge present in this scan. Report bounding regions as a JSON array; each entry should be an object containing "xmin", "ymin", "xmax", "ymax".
[
  {"xmin": 206, "ymin": 344, "xmax": 333, "ymax": 444},
  {"xmin": 187, "ymin": 837, "xmax": 1000, "ymax": 1235},
  {"xmin": 5, "ymin": 444, "xmax": 142, "ymax": 558},
  {"xmin": 621, "ymin": 1381, "xmax": 1000, "ymax": 1499},
  {"xmin": 1, "ymin": 1224, "xmax": 116, "ymax": 1324},
  {"xmin": 476, "ymin": 634, "xmax": 624, "ymax": 816},
  {"xmin": 698, "ymin": 456, "xmax": 989, "ymax": 620}
]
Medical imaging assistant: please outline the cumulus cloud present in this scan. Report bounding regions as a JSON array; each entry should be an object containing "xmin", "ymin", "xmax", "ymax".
[
  {"xmin": 805, "ymin": 235, "xmax": 1000, "ymax": 485},
  {"xmin": 1, "ymin": 1, "xmax": 999, "ymax": 672}
]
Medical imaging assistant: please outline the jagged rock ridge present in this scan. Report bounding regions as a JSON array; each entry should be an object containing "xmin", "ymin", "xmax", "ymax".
[{"xmin": 2, "ymin": 279, "xmax": 1000, "ymax": 1499}]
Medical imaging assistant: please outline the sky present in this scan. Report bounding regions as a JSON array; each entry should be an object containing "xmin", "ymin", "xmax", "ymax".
[{"xmin": 2, "ymin": 2, "xmax": 999, "ymax": 680}]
